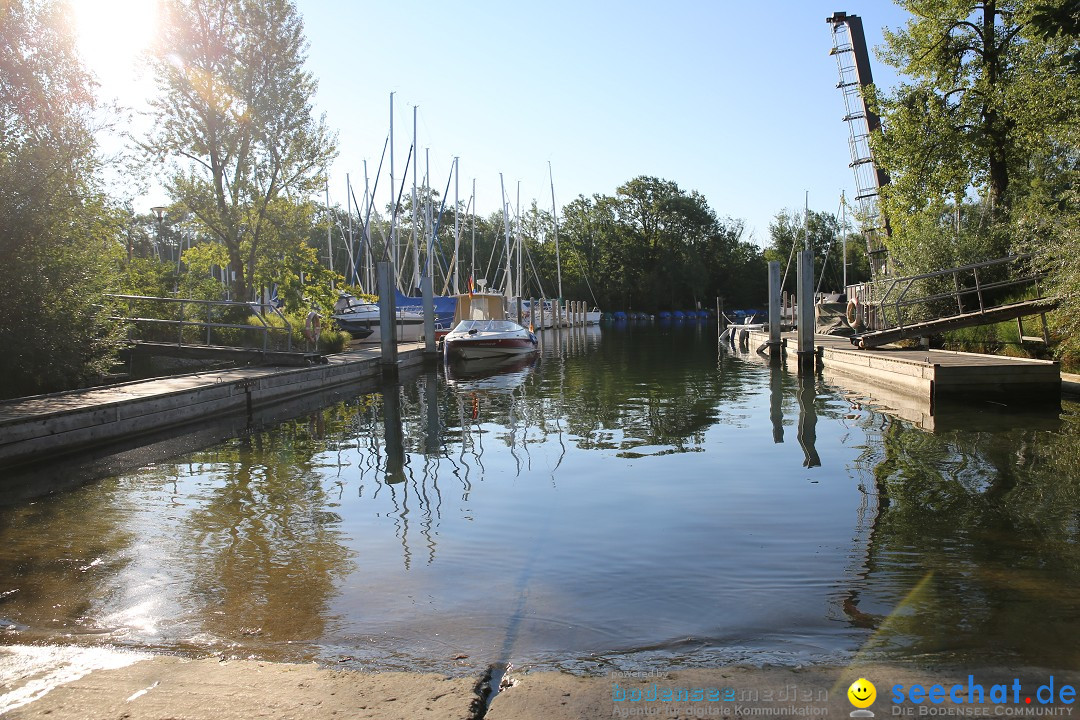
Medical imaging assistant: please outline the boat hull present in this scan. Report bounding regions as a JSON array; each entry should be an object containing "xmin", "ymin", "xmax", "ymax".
[{"xmin": 444, "ymin": 336, "xmax": 537, "ymax": 360}]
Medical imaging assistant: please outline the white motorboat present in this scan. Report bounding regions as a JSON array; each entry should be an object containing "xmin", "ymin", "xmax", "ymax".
[
  {"xmin": 443, "ymin": 319, "xmax": 538, "ymax": 360},
  {"xmin": 332, "ymin": 293, "xmax": 425, "ymax": 343}
]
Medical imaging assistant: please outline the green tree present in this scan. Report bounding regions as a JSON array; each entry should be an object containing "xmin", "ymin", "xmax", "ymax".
[
  {"xmin": 872, "ymin": 0, "xmax": 1080, "ymax": 270},
  {"xmin": 0, "ymin": 0, "xmax": 124, "ymax": 398},
  {"xmin": 147, "ymin": 0, "xmax": 337, "ymax": 304}
]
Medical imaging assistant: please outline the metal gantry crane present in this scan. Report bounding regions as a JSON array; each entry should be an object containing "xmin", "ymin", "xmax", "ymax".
[{"xmin": 826, "ymin": 12, "xmax": 891, "ymax": 280}]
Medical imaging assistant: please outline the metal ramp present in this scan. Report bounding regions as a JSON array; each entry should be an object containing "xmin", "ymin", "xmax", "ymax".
[{"xmin": 850, "ymin": 254, "xmax": 1057, "ymax": 349}]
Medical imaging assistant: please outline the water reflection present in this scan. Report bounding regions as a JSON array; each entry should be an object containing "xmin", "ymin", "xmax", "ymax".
[
  {"xmin": 797, "ymin": 374, "xmax": 821, "ymax": 468},
  {"xmin": 2, "ymin": 327, "xmax": 1079, "ymax": 673}
]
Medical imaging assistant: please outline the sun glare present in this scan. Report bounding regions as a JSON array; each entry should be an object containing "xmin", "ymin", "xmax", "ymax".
[{"xmin": 69, "ymin": 0, "xmax": 159, "ymax": 103}]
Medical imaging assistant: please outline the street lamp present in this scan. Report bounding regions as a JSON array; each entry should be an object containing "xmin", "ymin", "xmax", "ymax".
[{"xmin": 151, "ymin": 206, "xmax": 166, "ymax": 262}]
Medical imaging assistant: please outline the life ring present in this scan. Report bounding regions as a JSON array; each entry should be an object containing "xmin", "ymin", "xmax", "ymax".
[
  {"xmin": 303, "ymin": 310, "xmax": 322, "ymax": 343},
  {"xmin": 846, "ymin": 298, "xmax": 859, "ymax": 326}
]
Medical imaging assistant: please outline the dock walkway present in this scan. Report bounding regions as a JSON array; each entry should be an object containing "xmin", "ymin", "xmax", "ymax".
[
  {"xmin": 0, "ymin": 343, "xmax": 426, "ymax": 469},
  {"xmin": 743, "ymin": 329, "xmax": 1060, "ymax": 403}
]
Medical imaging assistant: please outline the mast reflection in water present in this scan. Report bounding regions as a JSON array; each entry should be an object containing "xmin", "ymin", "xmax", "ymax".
[{"xmin": 1, "ymin": 322, "xmax": 1079, "ymax": 673}]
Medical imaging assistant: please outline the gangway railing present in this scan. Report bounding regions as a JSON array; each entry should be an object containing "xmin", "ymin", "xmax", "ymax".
[
  {"xmin": 848, "ymin": 254, "xmax": 1057, "ymax": 348},
  {"xmin": 106, "ymin": 294, "xmax": 293, "ymax": 352}
]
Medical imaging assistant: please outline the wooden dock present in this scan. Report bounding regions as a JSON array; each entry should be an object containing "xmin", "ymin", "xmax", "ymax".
[
  {"xmin": 741, "ymin": 329, "xmax": 1060, "ymax": 423},
  {"xmin": 0, "ymin": 343, "xmax": 427, "ymax": 470}
]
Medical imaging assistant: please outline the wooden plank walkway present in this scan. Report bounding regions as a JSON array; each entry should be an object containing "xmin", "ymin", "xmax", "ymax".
[
  {"xmin": 743, "ymin": 329, "xmax": 1060, "ymax": 404},
  {"xmin": 0, "ymin": 343, "xmax": 427, "ymax": 469}
]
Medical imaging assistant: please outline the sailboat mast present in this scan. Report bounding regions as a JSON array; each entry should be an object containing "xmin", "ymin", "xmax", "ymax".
[
  {"xmin": 453, "ymin": 157, "xmax": 460, "ymax": 295},
  {"xmin": 515, "ymin": 180, "xmax": 523, "ymax": 298},
  {"xmin": 549, "ymin": 161, "xmax": 562, "ymax": 300},
  {"xmin": 499, "ymin": 173, "xmax": 513, "ymax": 298},
  {"xmin": 389, "ymin": 92, "xmax": 396, "ymax": 282},
  {"xmin": 411, "ymin": 105, "xmax": 419, "ymax": 295},
  {"xmin": 471, "ymin": 178, "xmax": 476, "ymax": 288},
  {"xmin": 325, "ymin": 179, "xmax": 333, "ymax": 278},
  {"xmin": 425, "ymin": 147, "xmax": 432, "ymax": 290},
  {"xmin": 362, "ymin": 159, "xmax": 372, "ymax": 291}
]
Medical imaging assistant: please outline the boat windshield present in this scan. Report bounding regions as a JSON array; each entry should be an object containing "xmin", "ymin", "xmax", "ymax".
[{"xmin": 453, "ymin": 320, "xmax": 519, "ymax": 333}]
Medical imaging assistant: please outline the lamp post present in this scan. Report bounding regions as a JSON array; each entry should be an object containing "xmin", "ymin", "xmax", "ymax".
[{"xmin": 151, "ymin": 206, "xmax": 166, "ymax": 263}]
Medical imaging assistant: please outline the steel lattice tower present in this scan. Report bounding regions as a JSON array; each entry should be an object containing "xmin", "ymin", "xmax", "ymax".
[{"xmin": 827, "ymin": 12, "xmax": 891, "ymax": 278}]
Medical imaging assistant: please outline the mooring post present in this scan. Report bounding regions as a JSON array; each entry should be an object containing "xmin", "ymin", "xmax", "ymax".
[
  {"xmin": 377, "ymin": 261, "xmax": 399, "ymax": 380},
  {"xmin": 768, "ymin": 260, "xmax": 781, "ymax": 358},
  {"xmin": 796, "ymin": 250, "xmax": 815, "ymax": 373},
  {"xmin": 422, "ymin": 274, "xmax": 436, "ymax": 357}
]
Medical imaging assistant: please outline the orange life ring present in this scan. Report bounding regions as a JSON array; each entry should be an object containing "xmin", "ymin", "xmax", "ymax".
[
  {"xmin": 303, "ymin": 310, "xmax": 322, "ymax": 343},
  {"xmin": 846, "ymin": 298, "xmax": 859, "ymax": 325}
]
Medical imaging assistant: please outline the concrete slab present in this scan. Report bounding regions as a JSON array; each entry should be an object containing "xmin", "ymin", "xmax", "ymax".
[{"xmin": 0, "ymin": 648, "xmax": 484, "ymax": 720}]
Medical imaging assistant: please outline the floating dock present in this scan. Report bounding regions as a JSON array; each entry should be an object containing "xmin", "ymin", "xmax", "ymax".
[
  {"xmin": 0, "ymin": 343, "xmax": 426, "ymax": 470},
  {"xmin": 740, "ymin": 329, "xmax": 1060, "ymax": 427}
]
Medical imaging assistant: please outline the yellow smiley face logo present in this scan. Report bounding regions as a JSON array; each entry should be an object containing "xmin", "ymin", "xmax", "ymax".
[{"xmin": 847, "ymin": 678, "xmax": 876, "ymax": 708}]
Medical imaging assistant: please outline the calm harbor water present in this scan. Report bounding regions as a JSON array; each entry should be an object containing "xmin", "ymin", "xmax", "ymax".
[{"xmin": 1, "ymin": 322, "xmax": 1079, "ymax": 674}]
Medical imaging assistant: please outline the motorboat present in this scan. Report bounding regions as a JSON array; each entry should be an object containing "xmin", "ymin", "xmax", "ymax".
[
  {"xmin": 331, "ymin": 293, "xmax": 425, "ymax": 343},
  {"xmin": 443, "ymin": 319, "xmax": 538, "ymax": 360}
]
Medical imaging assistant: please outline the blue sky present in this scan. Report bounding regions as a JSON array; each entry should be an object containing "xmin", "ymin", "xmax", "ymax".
[
  {"xmin": 72, "ymin": 0, "xmax": 913, "ymax": 247},
  {"xmin": 297, "ymin": 1, "xmax": 912, "ymax": 246}
]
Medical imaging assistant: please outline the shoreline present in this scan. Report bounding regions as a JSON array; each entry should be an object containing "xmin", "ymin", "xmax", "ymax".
[{"xmin": 2, "ymin": 645, "xmax": 1077, "ymax": 720}]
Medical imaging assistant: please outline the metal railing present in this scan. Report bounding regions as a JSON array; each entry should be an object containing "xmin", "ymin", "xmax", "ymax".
[
  {"xmin": 851, "ymin": 254, "xmax": 1047, "ymax": 333},
  {"xmin": 106, "ymin": 294, "xmax": 293, "ymax": 352}
]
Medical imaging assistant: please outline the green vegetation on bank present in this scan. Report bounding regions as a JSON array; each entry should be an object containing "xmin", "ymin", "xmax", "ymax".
[{"xmin": 2, "ymin": 0, "xmax": 1077, "ymax": 399}]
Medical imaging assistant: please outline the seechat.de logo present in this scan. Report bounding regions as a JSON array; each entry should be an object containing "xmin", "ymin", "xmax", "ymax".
[{"xmin": 849, "ymin": 678, "xmax": 877, "ymax": 718}]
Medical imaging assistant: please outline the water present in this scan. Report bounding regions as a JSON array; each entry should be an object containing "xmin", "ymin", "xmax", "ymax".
[{"xmin": 1, "ymin": 322, "xmax": 1079, "ymax": 674}]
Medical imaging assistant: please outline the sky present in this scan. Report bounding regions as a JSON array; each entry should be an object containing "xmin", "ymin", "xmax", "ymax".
[{"xmin": 71, "ymin": 0, "xmax": 913, "ymax": 247}]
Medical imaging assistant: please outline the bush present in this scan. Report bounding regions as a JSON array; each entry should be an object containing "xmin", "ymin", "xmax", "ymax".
[{"xmin": 247, "ymin": 313, "xmax": 351, "ymax": 353}]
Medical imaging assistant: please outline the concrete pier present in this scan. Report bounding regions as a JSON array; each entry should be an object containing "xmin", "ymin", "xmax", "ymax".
[{"xmin": 0, "ymin": 343, "xmax": 425, "ymax": 470}]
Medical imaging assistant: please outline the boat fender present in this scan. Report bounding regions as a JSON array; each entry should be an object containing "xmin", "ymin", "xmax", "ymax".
[{"xmin": 303, "ymin": 310, "xmax": 322, "ymax": 343}]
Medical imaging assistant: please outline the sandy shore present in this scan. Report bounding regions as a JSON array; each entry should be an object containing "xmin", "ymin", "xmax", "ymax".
[{"xmin": 2, "ymin": 645, "xmax": 1075, "ymax": 720}]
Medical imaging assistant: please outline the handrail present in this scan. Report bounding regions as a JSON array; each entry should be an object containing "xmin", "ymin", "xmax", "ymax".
[
  {"xmin": 852, "ymin": 254, "xmax": 1048, "ymax": 333},
  {"xmin": 105, "ymin": 294, "xmax": 293, "ymax": 352}
]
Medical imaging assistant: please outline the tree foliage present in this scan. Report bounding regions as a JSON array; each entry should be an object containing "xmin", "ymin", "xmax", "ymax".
[
  {"xmin": 147, "ymin": 0, "xmax": 338, "ymax": 304},
  {"xmin": 872, "ymin": 0, "xmax": 1080, "ymax": 273},
  {"xmin": 765, "ymin": 208, "xmax": 870, "ymax": 293},
  {"xmin": 0, "ymin": 0, "xmax": 123, "ymax": 398}
]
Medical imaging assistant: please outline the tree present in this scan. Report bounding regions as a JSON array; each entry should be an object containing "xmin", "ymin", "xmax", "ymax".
[
  {"xmin": 766, "ymin": 209, "xmax": 870, "ymax": 293},
  {"xmin": 147, "ymin": 0, "xmax": 337, "ymax": 303},
  {"xmin": 872, "ymin": 0, "xmax": 1080, "ymax": 269},
  {"xmin": 0, "ymin": 0, "xmax": 123, "ymax": 398}
]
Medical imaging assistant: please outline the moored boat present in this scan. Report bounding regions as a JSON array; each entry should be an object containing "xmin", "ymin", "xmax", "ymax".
[{"xmin": 443, "ymin": 319, "xmax": 538, "ymax": 360}]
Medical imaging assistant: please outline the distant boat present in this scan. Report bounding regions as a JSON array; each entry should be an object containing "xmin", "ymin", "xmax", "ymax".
[{"xmin": 332, "ymin": 292, "xmax": 424, "ymax": 343}]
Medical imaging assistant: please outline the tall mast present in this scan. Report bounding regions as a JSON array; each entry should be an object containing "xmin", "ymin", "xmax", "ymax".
[
  {"xmin": 471, "ymin": 178, "xmax": 476, "ymax": 289},
  {"xmin": 325, "ymin": 178, "xmax": 333, "ymax": 278},
  {"xmin": 424, "ymin": 147, "xmax": 432, "ymax": 290},
  {"xmin": 516, "ymin": 181, "xmax": 523, "ymax": 298},
  {"xmin": 549, "ymin": 161, "xmax": 562, "ymax": 300},
  {"xmin": 499, "ymin": 173, "xmax": 513, "ymax": 298},
  {"xmin": 389, "ymin": 92, "xmax": 396, "ymax": 283},
  {"xmin": 453, "ymin": 157, "xmax": 460, "ymax": 295},
  {"xmin": 411, "ymin": 105, "xmax": 419, "ymax": 295},
  {"xmin": 362, "ymin": 160, "xmax": 371, "ymax": 291}
]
